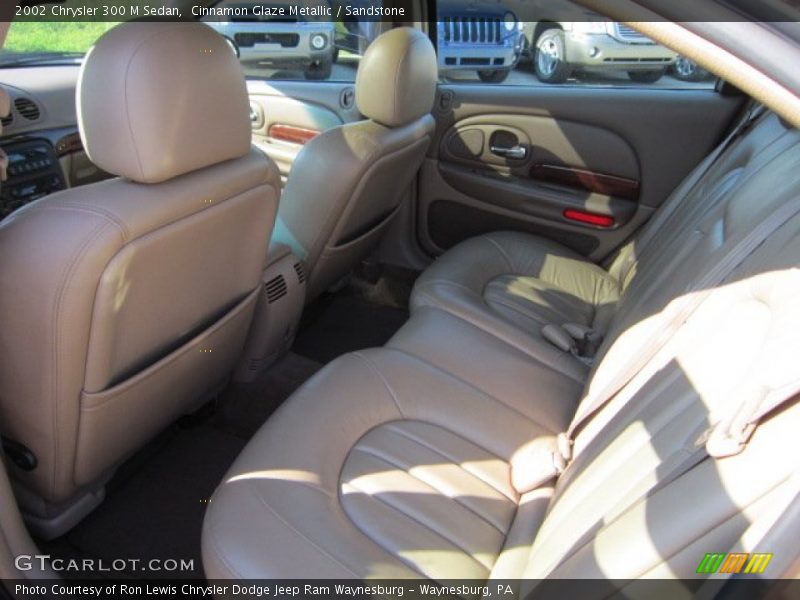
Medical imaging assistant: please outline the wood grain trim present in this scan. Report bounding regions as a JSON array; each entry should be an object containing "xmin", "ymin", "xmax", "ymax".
[
  {"xmin": 531, "ymin": 163, "xmax": 640, "ymax": 201},
  {"xmin": 55, "ymin": 132, "xmax": 83, "ymax": 157},
  {"xmin": 269, "ymin": 124, "xmax": 320, "ymax": 145}
]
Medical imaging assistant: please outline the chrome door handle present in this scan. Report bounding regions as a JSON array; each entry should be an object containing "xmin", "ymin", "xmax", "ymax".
[{"xmin": 490, "ymin": 145, "xmax": 527, "ymax": 160}]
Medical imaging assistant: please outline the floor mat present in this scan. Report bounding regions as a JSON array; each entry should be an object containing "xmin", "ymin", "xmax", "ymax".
[
  {"xmin": 48, "ymin": 423, "xmax": 246, "ymax": 579},
  {"xmin": 213, "ymin": 351, "xmax": 322, "ymax": 439},
  {"xmin": 293, "ymin": 293, "xmax": 409, "ymax": 363}
]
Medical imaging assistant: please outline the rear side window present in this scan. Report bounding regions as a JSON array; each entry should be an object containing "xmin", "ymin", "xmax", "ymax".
[{"xmin": 434, "ymin": 0, "xmax": 717, "ymax": 88}]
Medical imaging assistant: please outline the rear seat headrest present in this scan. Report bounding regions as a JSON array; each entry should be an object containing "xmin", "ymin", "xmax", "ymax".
[
  {"xmin": 355, "ymin": 27, "xmax": 437, "ymax": 128},
  {"xmin": 77, "ymin": 22, "xmax": 252, "ymax": 184}
]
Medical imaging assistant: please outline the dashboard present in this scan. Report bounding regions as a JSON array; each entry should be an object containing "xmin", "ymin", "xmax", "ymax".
[
  {"xmin": 0, "ymin": 139, "xmax": 66, "ymax": 218},
  {"xmin": 0, "ymin": 66, "xmax": 109, "ymax": 219}
]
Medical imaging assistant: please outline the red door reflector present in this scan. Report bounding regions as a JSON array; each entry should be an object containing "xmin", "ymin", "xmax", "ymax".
[{"xmin": 563, "ymin": 209, "xmax": 615, "ymax": 228}]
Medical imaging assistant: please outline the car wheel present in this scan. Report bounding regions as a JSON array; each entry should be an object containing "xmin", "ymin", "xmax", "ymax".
[
  {"xmin": 534, "ymin": 28, "xmax": 571, "ymax": 84},
  {"xmin": 477, "ymin": 69, "xmax": 511, "ymax": 84},
  {"xmin": 627, "ymin": 69, "xmax": 666, "ymax": 83},
  {"xmin": 305, "ymin": 57, "xmax": 333, "ymax": 81},
  {"xmin": 671, "ymin": 57, "xmax": 710, "ymax": 82}
]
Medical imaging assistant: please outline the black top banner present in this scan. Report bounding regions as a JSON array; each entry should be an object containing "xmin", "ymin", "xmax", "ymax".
[{"xmin": 6, "ymin": 0, "xmax": 800, "ymax": 23}]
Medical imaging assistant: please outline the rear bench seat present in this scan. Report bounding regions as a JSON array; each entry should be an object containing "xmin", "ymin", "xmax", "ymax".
[{"xmin": 202, "ymin": 111, "xmax": 800, "ymax": 583}]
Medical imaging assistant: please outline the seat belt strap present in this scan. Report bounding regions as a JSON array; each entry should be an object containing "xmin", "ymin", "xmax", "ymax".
[
  {"xmin": 703, "ymin": 380, "xmax": 800, "ymax": 459},
  {"xmin": 633, "ymin": 103, "xmax": 767, "ymax": 258},
  {"xmin": 555, "ymin": 401, "xmax": 799, "ymax": 577},
  {"xmin": 567, "ymin": 192, "xmax": 800, "ymax": 448},
  {"xmin": 537, "ymin": 192, "xmax": 800, "ymax": 473}
]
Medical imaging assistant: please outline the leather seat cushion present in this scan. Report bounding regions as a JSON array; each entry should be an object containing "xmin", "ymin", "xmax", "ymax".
[
  {"xmin": 388, "ymin": 306, "xmax": 586, "ymax": 408},
  {"xmin": 411, "ymin": 232, "xmax": 621, "ymax": 351},
  {"xmin": 202, "ymin": 348, "xmax": 566, "ymax": 580}
]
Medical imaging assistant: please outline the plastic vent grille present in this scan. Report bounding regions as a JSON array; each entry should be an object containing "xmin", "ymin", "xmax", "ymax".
[
  {"xmin": 293, "ymin": 261, "xmax": 306, "ymax": 284},
  {"xmin": 265, "ymin": 275, "xmax": 288, "ymax": 303},
  {"xmin": 14, "ymin": 98, "xmax": 41, "ymax": 121},
  {"xmin": 0, "ymin": 113, "xmax": 12, "ymax": 128},
  {"xmin": 616, "ymin": 24, "xmax": 649, "ymax": 42}
]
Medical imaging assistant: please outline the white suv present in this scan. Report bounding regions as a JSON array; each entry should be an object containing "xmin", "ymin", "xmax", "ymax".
[{"xmin": 524, "ymin": 21, "xmax": 678, "ymax": 83}]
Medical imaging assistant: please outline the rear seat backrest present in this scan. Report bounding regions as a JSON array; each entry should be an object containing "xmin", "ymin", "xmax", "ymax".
[
  {"xmin": 589, "ymin": 117, "xmax": 800, "ymax": 394},
  {"xmin": 520, "ymin": 117, "xmax": 800, "ymax": 580},
  {"xmin": 607, "ymin": 112, "xmax": 789, "ymax": 291},
  {"xmin": 527, "ymin": 236, "xmax": 800, "ymax": 580}
]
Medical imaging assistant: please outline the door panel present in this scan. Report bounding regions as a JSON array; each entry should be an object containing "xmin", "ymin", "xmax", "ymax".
[
  {"xmin": 247, "ymin": 80, "xmax": 360, "ymax": 185},
  {"xmin": 419, "ymin": 84, "xmax": 744, "ymax": 261}
]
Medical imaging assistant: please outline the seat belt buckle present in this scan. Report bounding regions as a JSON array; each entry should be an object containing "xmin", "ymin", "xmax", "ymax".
[
  {"xmin": 541, "ymin": 324, "xmax": 600, "ymax": 367},
  {"xmin": 541, "ymin": 324, "xmax": 577, "ymax": 354},
  {"xmin": 563, "ymin": 323, "xmax": 604, "ymax": 359},
  {"xmin": 700, "ymin": 422, "xmax": 756, "ymax": 459},
  {"xmin": 511, "ymin": 441, "xmax": 570, "ymax": 495},
  {"xmin": 556, "ymin": 432, "xmax": 573, "ymax": 462}
]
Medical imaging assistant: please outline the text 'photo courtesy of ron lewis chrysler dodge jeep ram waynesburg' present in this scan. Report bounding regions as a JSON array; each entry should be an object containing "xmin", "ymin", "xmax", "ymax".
[{"xmin": 0, "ymin": 0, "xmax": 799, "ymax": 598}]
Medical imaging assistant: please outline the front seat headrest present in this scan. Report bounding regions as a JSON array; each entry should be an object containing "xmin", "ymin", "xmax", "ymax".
[
  {"xmin": 355, "ymin": 27, "xmax": 437, "ymax": 128},
  {"xmin": 0, "ymin": 88, "xmax": 9, "ymax": 122},
  {"xmin": 77, "ymin": 22, "xmax": 251, "ymax": 184}
]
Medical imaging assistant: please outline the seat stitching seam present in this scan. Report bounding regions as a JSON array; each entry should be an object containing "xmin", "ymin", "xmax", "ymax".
[
  {"xmin": 482, "ymin": 235, "xmax": 515, "ymax": 271},
  {"xmin": 386, "ymin": 347, "xmax": 562, "ymax": 435},
  {"xmin": 346, "ymin": 478, "xmax": 496, "ymax": 574},
  {"xmin": 401, "ymin": 307, "xmax": 586, "ymax": 385},
  {"xmin": 247, "ymin": 480, "xmax": 362, "ymax": 578},
  {"xmin": 28, "ymin": 204, "xmax": 131, "ymax": 239},
  {"xmin": 351, "ymin": 351, "xmax": 405, "ymax": 418},
  {"xmin": 484, "ymin": 293, "xmax": 576, "ymax": 327},
  {"xmin": 337, "ymin": 505, "xmax": 433, "ymax": 580},
  {"xmin": 51, "ymin": 220, "xmax": 118, "ymax": 496},
  {"xmin": 206, "ymin": 518, "xmax": 247, "ymax": 579},
  {"xmin": 413, "ymin": 305, "xmax": 587, "ymax": 384},
  {"xmin": 268, "ymin": 477, "xmax": 335, "ymax": 500},
  {"xmin": 416, "ymin": 279, "xmax": 484, "ymax": 299},
  {"xmin": 350, "ymin": 445, "xmax": 510, "ymax": 534},
  {"xmin": 383, "ymin": 423, "xmax": 518, "ymax": 503}
]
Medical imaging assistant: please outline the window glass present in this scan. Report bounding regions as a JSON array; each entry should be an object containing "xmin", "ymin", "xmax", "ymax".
[
  {"xmin": 1, "ymin": 1, "xmax": 381, "ymax": 82},
  {"xmin": 435, "ymin": 0, "xmax": 717, "ymax": 88},
  {"xmin": 203, "ymin": 0, "xmax": 384, "ymax": 82},
  {"xmin": 0, "ymin": 22, "xmax": 119, "ymax": 66}
]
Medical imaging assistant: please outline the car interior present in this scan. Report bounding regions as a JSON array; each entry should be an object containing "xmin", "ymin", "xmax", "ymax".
[{"xmin": 0, "ymin": 0, "xmax": 799, "ymax": 593}]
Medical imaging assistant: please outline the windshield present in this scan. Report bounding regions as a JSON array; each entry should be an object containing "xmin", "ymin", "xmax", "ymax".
[{"xmin": 0, "ymin": 22, "xmax": 120, "ymax": 67}]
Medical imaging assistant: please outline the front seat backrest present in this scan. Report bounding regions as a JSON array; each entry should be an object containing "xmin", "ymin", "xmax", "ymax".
[
  {"xmin": 273, "ymin": 27, "xmax": 437, "ymax": 300},
  {"xmin": 0, "ymin": 22, "xmax": 280, "ymax": 535}
]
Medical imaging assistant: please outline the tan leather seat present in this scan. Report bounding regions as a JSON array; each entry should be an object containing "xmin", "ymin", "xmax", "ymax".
[
  {"xmin": 0, "ymin": 22, "xmax": 281, "ymax": 536},
  {"xmin": 272, "ymin": 27, "xmax": 437, "ymax": 300},
  {"xmin": 411, "ymin": 111, "xmax": 794, "ymax": 364},
  {"xmin": 203, "ymin": 112, "xmax": 800, "ymax": 581}
]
